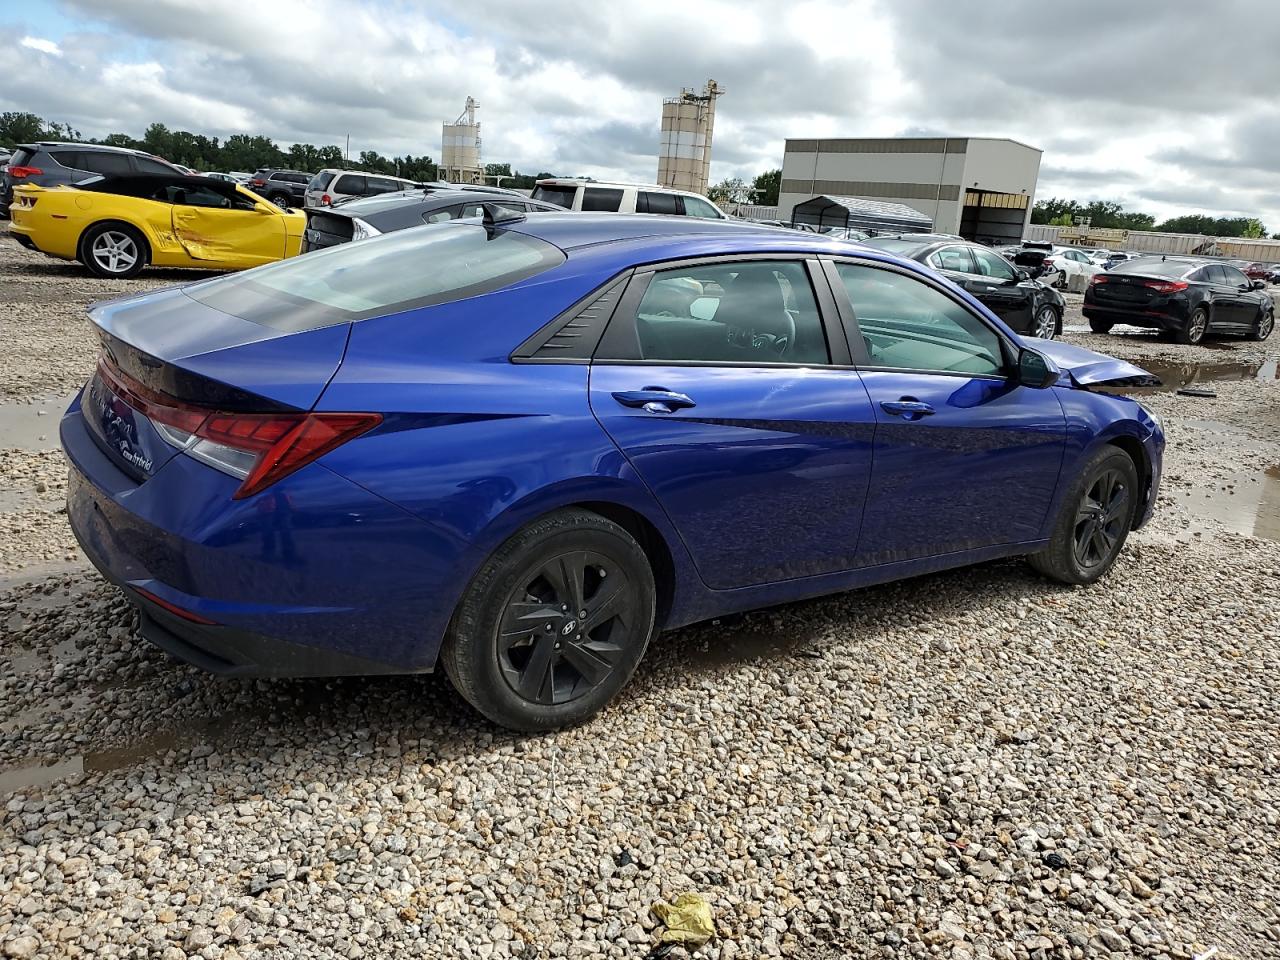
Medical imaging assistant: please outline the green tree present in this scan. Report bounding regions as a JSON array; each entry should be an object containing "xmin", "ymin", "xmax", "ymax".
[
  {"xmin": 0, "ymin": 111, "xmax": 46, "ymax": 144},
  {"xmin": 708, "ymin": 177, "xmax": 750, "ymax": 204},
  {"xmin": 1049, "ymin": 213, "xmax": 1073, "ymax": 226},
  {"xmin": 751, "ymin": 168, "xmax": 781, "ymax": 206},
  {"xmin": 1154, "ymin": 214, "xmax": 1269, "ymax": 237}
]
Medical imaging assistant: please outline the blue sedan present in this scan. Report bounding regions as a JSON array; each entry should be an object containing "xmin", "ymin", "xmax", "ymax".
[{"xmin": 62, "ymin": 212, "xmax": 1164, "ymax": 730}]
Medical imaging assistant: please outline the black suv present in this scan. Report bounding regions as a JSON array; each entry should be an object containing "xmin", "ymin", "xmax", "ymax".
[
  {"xmin": 1, "ymin": 142, "xmax": 180, "ymax": 218},
  {"xmin": 246, "ymin": 169, "xmax": 311, "ymax": 208},
  {"xmin": 863, "ymin": 235, "xmax": 1067, "ymax": 339},
  {"xmin": 302, "ymin": 186, "xmax": 563, "ymax": 251}
]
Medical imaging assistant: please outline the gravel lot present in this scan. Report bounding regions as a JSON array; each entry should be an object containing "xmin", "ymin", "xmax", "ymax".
[{"xmin": 1, "ymin": 229, "xmax": 1278, "ymax": 960}]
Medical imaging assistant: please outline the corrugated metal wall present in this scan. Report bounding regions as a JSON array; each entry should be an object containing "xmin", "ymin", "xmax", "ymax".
[{"xmin": 1025, "ymin": 224, "xmax": 1280, "ymax": 260}]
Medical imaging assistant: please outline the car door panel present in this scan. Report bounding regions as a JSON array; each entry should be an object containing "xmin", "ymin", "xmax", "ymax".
[
  {"xmin": 588, "ymin": 258, "xmax": 876, "ymax": 590},
  {"xmin": 828, "ymin": 259, "xmax": 1068, "ymax": 563},
  {"xmin": 171, "ymin": 203, "xmax": 284, "ymax": 267}
]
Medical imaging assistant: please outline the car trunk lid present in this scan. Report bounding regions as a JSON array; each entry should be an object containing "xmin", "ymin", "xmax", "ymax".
[{"xmin": 84, "ymin": 286, "xmax": 351, "ymax": 482}]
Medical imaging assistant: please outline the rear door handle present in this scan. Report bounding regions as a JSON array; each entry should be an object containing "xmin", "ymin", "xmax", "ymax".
[
  {"xmin": 612, "ymin": 388, "xmax": 697, "ymax": 414},
  {"xmin": 880, "ymin": 399, "xmax": 935, "ymax": 420}
]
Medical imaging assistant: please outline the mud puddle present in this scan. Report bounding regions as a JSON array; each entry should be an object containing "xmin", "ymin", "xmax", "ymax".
[
  {"xmin": 1179, "ymin": 465, "xmax": 1280, "ymax": 543},
  {"xmin": 1134, "ymin": 357, "xmax": 1278, "ymax": 394},
  {"xmin": 0, "ymin": 393, "xmax": 75, "ymax": 451}
]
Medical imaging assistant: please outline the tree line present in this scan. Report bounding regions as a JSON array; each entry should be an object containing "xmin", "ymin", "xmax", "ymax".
[
  {"xmin": 0, "ymin": 111, "xmax": 563, "ymax": 186},
  {"xmin": 1032, "ymin": 196, "xmax": 1275, "ymax": 240}
]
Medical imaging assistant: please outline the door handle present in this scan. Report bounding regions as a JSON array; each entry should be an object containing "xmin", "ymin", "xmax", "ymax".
[
  {"xmin": 880, "ymin": 399, "xmax": 935, "ymax": 420},
  {"xmin": 612, "ymin": 388, "xmax": 696, "ymax": 414}
]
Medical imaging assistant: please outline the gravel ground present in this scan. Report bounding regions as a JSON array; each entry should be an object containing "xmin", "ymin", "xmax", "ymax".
[{"xmin": 1, "ymin": 231, "xmax": 1278, "ymax": 960}]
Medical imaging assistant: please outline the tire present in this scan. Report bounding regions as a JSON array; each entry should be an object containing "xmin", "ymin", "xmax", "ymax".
[
  {"xmin": 1088, "ymin": 316, "xmax": 1113, "ymax": 335},
  {"xmin": 79, "ymin": 222, "xmax": 148, "ymax": 279},
  {"xmin": 440, "ymin": 508, "xmax": 657, "ymax": 731},
  {"xmin": 1032, "ymin": 304, "xmax": 1060, "ymax": 340},
  {"xmin": 1248, "ymin": 307, "xmax": 1274, "ymax": 342},
  {"xmin": 1053, "ymin": 270, "xmax": 1068, "ymax": 291},
  {"xmin": 269, "ymin": 193, "xmax": 292, "ymax": 209},
  {"xmin": 1178, "ymin": 305, "xmax": 1209, "ymax": 345},
  {"xmin": 1029, "ymin": 447, "xmax": 1139, "ymax": 586}
]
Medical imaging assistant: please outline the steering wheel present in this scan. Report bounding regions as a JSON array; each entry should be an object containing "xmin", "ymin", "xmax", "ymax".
[{"xmin": 773, "ymin": 310, "xmax": 797, "ymax": 358}]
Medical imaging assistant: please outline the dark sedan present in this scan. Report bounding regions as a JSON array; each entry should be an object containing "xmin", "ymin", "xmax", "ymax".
[
  {"xmin": 864, "ymin": 236, "xmax": 1065, "ymax": 339},
  {"xmin": 302, "ymin": 186, "xmax": 563, "ymax": 251},
  {"xmin": 1084, "ymin": 257, "xmax": 1273, "ymax": 344}
]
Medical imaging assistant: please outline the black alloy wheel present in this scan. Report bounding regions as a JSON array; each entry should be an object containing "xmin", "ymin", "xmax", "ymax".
[
  {"xmin": 497, "ymin": 550, "xmax": 638, "ymax": 706},
  {"xmin": 1072, "ymin": 468, "xmax": 1130, "ymax": 574}
]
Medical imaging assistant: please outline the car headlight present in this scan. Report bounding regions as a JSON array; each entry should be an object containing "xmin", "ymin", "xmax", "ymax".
[{"xmin": 350, "ymin": 218, "xmax": 381, "ymax": 242}]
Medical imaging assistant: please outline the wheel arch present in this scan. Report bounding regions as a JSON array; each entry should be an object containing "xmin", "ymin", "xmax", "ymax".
[
  {"xmin": 1103, "ymin": 433, "xmax": 1151, "ymax": 526},
  {"xmin": 76, "ymin": 217, "xmax": 153, "ymax": 266}
]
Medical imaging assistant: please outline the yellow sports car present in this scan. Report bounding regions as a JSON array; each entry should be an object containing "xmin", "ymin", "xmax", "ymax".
[{"xmin": 8, "ymin": 173, "xmax": 305, "ymax": 278}]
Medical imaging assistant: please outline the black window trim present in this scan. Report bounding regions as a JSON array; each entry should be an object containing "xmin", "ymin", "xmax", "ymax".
[
  {"xmin": 510, "ymin": 271, "xmax": 633, "ymax": 363},
  {"xmin": 591, "ymin": 254, "xmax": 851, "ymax": 368},
  {"xmin": 820, "ymin": 256, "xmax": 1018, "ymax": 382}
]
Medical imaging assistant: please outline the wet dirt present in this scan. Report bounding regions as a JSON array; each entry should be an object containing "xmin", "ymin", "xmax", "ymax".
[
  {"xmin": 0, "ymin": 393, "xmax": 75, "ymax": 451},
  {"xmin": 1184, "ymin": 465, "xmax": 1280, "ymax": 543},
  {"xmin": 1132, "ymin": 357, "xmax": 1279, "ymax": 394}
]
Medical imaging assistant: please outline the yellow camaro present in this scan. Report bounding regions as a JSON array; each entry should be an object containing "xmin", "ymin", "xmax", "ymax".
[{"xmin": 8, "ymin": 174, "xmax": 305, "ymax": 278}]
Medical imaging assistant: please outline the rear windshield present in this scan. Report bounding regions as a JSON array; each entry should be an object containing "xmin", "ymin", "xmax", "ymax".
[
  {"xmin": 1110, "ymin": 259, "xmax": 1194, "ymax": 278},
  {"xmin": 863, "ymin": 237, "xmax": 928, "ymax": 256},
  {"xmin": 185, "ymin": 223, "xmax": 566, "ymax": 330},
  {"xmin": 307, "ymin": 172, "xmax": 334, "ymax": 191},
  {"xmin": 531, "ymin": 184, "xmax": 577, "ymax": 209},
  {"xmin": 8, "ymin": 148, "xmax": 35, "ymax": 167}
]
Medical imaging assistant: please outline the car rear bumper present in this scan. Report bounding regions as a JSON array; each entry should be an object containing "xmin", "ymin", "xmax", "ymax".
[
  {"xmin": 1082, "ymin": 301, "xmax": 1190, "ymax": 331},
  {"xmin": 62, "ymin": 393, "xmax": 477, "ymax": 677}
]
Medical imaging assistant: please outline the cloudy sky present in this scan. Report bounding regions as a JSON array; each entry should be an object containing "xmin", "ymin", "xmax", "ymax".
[{"xmin": 4, "ymin": 0, "xmax": 1279, "ymax": 227}]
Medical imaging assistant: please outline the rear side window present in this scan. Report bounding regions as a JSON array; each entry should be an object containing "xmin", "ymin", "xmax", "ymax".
[
  {"xmin": 134, "ymin": 156, "xmax": 176, "ymax": 175},
  {"xmin": 637, "ymin": 191, "xmax": 682, "ymax": 215},
  {"xmin": 601, "ymin": 260, "xmax": 828, "ymax": 365},
  {"xmin": 334, "ymin": 174, "xmax": 367, "ymax": 194},
  {"xmin": 531, "ymin": 184, "xmax": 577, "ymax": 209},
  {"xmin": 186, "ymin": 224, "xmax": 566, "ymax": 330},
  {"xmin": 49, "ymin": 151, "xmax": 87, "ymax": 170},
  {"xmin": 9, "ymin": 148, "xmax": 36, "ymax": 167},
  {"xmin": 581, "ymin": 187, "xmax": 623, "ymax": 212},
  {"xmin": 836, "ymin": 263, "xmax": 1004, "ymax": 376},
  {"xmin": 366, "ymin": 177, "xmax": 402, "ymax": 195}
]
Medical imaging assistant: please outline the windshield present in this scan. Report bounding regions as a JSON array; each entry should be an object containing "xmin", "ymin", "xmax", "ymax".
[{"xmin": 186, "ymin": 223, "xmax": 565, "ymax": 331}]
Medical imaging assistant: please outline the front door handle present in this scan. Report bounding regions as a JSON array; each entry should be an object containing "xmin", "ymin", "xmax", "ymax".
[
  {"xmin": 612, "ymin": 388, "xmax": 697, "ymax": 414},
  {"xmin": 880, "ymin": 399, "xmax": 935, "ymax": 420}
]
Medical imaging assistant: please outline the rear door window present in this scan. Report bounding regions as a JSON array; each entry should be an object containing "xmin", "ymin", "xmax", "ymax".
[
  {"xmin": 186, "ymin": 224, "xmax": 566, "ymax": 330},
  {"xmin": 531, "ymin": 184, "xmax": 577, "ymax": 209},
  {"xmin": 581, "ymin": 187, "xmax": 623, "ymax": 212},
  {"xmin": 637, "ymin": 191, "xmax": 683, "ymax": 215},
  {"xmin": 365, "ymin": 177, "xmax": 402, "ymax": 195},
  {"xmin": 134, "ymin": 156, "xmax": 176, "ymax": 175},
  {"xmin": 334, "ymin": 174, "xmax": 367, "ymax": 195},
  {"xmin": 76, "ymin": 152, "xmax": 133, "ymax": 175}
]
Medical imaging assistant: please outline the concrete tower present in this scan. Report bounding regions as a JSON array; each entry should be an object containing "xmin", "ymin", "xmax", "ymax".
[{"xmin": 657, "ymin": 79, "xmax": 723, "ymax": 195}]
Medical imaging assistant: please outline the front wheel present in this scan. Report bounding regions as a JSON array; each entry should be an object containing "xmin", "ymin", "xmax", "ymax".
[
  {"xmin": 441, "ymin": 509, "xmax": 657, "ymax": 731},
  {"xmin": 1249, "ymin": 308, "xmax": 1274, "ymax": 342},
  {"xmin": 1033, "ymin": 305, "xmax": 1060, "ymax": 340},
  {"xmin": 1178, "ymin": 306, "xmax": 1209, "ymax": 345},
  {"xmin": 1029, "ymin": 447, "xmax": 1138, "ymax": 585}
]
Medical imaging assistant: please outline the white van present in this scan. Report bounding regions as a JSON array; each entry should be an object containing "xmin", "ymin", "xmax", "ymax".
[
  {"xmin": 304, "ymin": 169, "xmax": 419, "ymax": 208},
  {"xmin": 530, "ymin": 179, "xmax": 728, "ymax": 219}
]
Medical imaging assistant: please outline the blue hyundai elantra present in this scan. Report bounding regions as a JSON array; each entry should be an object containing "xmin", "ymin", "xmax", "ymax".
[{"xmin": 62, "ymin": 212, "xmax": 1164, "ymax": 730}]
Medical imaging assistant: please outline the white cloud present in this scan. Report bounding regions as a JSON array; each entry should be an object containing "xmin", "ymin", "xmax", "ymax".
[{"xmin": 19, "ymin": 36, "xmax": 62, "ymax": 56}]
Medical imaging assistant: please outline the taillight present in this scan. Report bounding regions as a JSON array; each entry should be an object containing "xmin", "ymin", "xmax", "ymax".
[
  {"xmin": 1143, "ymin": 280, "xmax": 1188, "ymax": 294},
  {"xmin": 1090, "ymin": 274, "xmax": 1108, "ymax": 285},
  {"xmin": 95, "ymin": 359, "xmax": 380, "ymax": 498},
  {"xmin": 250, "ymin": 177, "xmax": 266, "ymax": 187},
  {"xmin": 7, "ymin": 165, "xmax": 42, "ymax": 178},
  {"xmin": 320, "ymin": 193, "xmax": 331, "ymax": 205}
]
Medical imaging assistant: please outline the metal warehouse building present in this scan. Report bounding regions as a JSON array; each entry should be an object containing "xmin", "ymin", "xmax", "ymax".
[{"xmin": 778, "ymin": 137, "xmax": 1042, "ymax": 244}]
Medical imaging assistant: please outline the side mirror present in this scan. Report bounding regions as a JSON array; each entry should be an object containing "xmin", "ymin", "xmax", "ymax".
[
  {"xmin": 1251, "ymin": 279, "xmax": 1266, "ymax": 290},
  {"xmin": 1017, "ymin": 347, "xmax": 1059, "ymax": 387},
  {"xmin": 1015, "ymin": 268, "xmax": 1030, "ymax": 281}
]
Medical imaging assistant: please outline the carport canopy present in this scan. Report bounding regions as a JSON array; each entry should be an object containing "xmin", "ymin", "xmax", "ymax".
[{"xmin": 791, "ymin": 195, "xmax": 933, "ymax": 235}]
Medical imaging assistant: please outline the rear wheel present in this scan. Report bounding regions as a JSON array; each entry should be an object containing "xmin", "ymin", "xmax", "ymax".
[
  {"xmin": 269, "ymin": 193, "xmax": 292, "ymax": 209},
  {"xmin": 1088, "ymin": 316, "xmax": 1113, "ymax": 335},
  {"xmin": 1249, "ymin": 307, "xmax": 1274, "ymax": 341},
  {"xmin": 441, "ymin": 509, "xmax": 657, "ymax": 731},
  {"xmin": 80, "ymin": 222, "xmax": 148, "ymax": 279},
  {"xmin": 1033, "ymin": 304, "xmax": 1060, "ymax": 340},
  {"xmin": 1029, "ymin": 447, "xmax": 1138, "ymax": 585},
  {"xmin": 1178, "ymin": 305, "xmax": 1209, "ymax": 345}
]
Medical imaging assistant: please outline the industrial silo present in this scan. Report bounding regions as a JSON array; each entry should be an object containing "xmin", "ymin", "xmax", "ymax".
[
  {"xmin": 657, "ymin": 80, "xmax": 723, "ymax": 196},
  {"xmin": 442, "ymin": 97, "xmax": 482, "ymax": 184}
]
